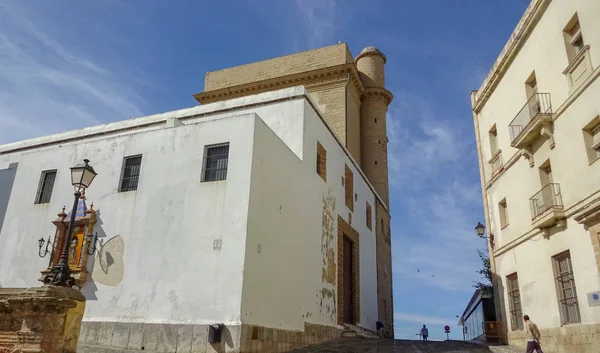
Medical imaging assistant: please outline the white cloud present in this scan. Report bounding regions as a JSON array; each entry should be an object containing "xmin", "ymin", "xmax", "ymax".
[
  {"xmin": 394, "ymin": 312, "xmax": 455, "ymax": 326},
  {"xmin": 386, "ymin": 91, "xmax": 472, "ymax": 191},
  {"xmin": 0, "ymin": 0, "xmax": 146, "ymax": 144},
  {"xmin": 294, "ymin": 0, "xmax": 339, "ymax": 49}
]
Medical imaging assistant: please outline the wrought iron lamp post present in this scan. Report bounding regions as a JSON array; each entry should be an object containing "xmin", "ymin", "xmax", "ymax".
[{"xmin": 48, "ymin": 159, "xmax": 97, "ymax": 287}]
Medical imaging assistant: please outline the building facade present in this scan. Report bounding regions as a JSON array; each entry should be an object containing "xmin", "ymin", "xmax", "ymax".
[
  {"xmin": 472, "ymin": 1, "xmax": 600, "ymax": 352},
  {"xmin": 0, "ymin": 44, "xmax": 395, "ymax": 353},
  {"xmin": 458, "ymin": 290, "xmax": 498, "ymax": 342}
]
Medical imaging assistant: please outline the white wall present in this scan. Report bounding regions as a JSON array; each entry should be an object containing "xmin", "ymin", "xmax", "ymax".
[
  {"xmin": 240, "ymin": 99, "xmax": 379, "ymax": 332},
  {"xmin": 0, "ymin": 113, "xmax": 257, "ymax": 325},
  {"xmin": 0, "ymin": 86, "xmax": 381, "ymax": 331},
  {"xmin": 475, "ymin": 0, "xmax": 600, "ymax": 329}
]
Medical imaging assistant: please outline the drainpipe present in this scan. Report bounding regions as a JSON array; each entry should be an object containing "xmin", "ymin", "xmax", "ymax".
[{"xmin": 344, "ymin": 71, "xmax": 351, "ymax": 146}]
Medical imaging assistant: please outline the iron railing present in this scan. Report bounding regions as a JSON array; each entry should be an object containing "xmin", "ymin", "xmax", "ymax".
[
  {"xmin": 529, "ymin": 183, "xmax": 563, "ymax": 220},
  {"xmin": 554, "ymin": 252, "xmax": 581, "ymax": 324},
  {"xmin": 509, "ymin": 93, "xmax": 552, "ymax": 144}
]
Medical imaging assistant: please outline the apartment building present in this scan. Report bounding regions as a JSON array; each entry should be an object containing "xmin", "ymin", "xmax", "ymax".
[{"xmin": 471, "ymin": 0, "xmax": 600, "ymax": 352}]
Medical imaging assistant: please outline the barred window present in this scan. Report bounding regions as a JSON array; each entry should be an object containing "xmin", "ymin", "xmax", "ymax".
[
  {"xmin": 506, "ymin": 273, "xmax": 523, "ymax": 330},
  {"xmin": 553, "ymin": 250, "xmax": 581, "ymax": 324},
  {"xmin": 119, "ymin": 155, "xmax": 142, "ymax": 192},
  {"xmin": 202, "ymin": 143, "xmax": 230, "ymax": 182},
  {"xmin": 35, "ymin": 170, "xmax": 57, "ymax": 204}
]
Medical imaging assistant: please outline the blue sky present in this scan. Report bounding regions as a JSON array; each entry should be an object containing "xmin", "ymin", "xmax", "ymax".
[{"xmin": 0, "ymin": 0, "xmax": 530, "ymax": 341}]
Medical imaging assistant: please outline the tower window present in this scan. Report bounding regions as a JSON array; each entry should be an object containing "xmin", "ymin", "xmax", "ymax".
[
  {"xmin": 375, "ymin": 161, "xmax": 378, "ymax": 165},
  {"xmin": 316, "ymin": 141, "xmax": 327, "ymax": 181},
  {"xmin": 375, "ymin": 118, "xmax": 378, "ymax": 123},
  {"xmin": 345, "ymin": 164, "xmax": 354, "ymax": 211}
]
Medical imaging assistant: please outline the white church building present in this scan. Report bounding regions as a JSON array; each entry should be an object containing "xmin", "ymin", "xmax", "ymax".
[{"xmin": 0, "ymin": 86, "xmax": 386, "ymax": 352}]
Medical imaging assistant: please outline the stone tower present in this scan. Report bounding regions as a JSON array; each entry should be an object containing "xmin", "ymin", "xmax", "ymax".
[
  {"xmin": 355, "ymin": 47, "xmax": 393, "ymax": 206},
  {"xmin": 194, "ymin": 43, "xmax": 395, "ymax": 338}
]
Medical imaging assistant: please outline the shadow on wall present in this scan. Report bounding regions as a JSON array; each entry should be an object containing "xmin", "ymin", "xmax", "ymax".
[
  {"xmin": 493, "ymin": 271, "xmax": 508, "ymax": 341},
  {"xmin": 209, "ymin": 325, "xmax": 236, "ymax": 353},
  {"xmin": 82, "ymin": 212, "xmax": 125, "ymax": 300}
]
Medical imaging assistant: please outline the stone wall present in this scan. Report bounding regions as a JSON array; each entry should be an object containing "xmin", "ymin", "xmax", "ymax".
[
  {"xmin": 77, "ymin": 322, "xmax": 343, "ymax": 353},
  {"xmin": 203, "ymin": 44, "xmax": 353, "ymax": 91},
  {"xmin": 0, "ymin": 286, "xmax": 86, "ymax": 353},
  {"xmin": 507, "ymin": 323, "xmax": 600, "ymax": 353},
  {"xmin": 375, "ymin": 201, "xmax": 393, "ymax": 338}
]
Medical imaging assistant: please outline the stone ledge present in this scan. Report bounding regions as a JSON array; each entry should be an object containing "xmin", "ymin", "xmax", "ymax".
[
  {"xmin": 77, "ymin": 322, "xmax": 344, "ymax": 353},
  {"xmin": 507, "ymin": 322, "xmax": 600, "ymax": 353}
]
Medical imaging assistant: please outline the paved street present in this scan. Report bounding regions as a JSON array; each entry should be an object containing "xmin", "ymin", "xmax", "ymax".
[{"xmin": 289, "ymin": 338, "xmax": 505, "ymax": 353}]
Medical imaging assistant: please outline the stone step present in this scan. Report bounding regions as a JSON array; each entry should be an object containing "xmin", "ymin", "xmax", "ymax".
[
  {"xmin": 341, "ymin": 324, "xmax": 379, "ymax": 339},
  {"xmin": 486, "ymin": 346, "xmax": 523, "ymax": 353}
]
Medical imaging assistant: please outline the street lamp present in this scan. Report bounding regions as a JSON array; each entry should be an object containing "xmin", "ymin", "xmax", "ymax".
[
  {"xmin": 475, "ymin": 222, "xmax": 494, "ymax": 247},
  {"xmin": 48, "ymin": 159, "xmax": 97, "ymax": 287},
  {"xmin": 475, "ymin": 222, "xmax": 485, "ymax": 237}
]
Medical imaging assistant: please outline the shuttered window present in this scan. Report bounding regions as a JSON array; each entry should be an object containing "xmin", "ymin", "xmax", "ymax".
[{"xmin": 35, "ymin": 170, "xmax": 57, "ymax": 204}]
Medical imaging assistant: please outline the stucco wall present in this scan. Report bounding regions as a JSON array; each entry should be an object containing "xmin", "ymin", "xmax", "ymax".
[
  {"xmin": 474, "ymin": 0, "xmax": 600, "ymax": 334},
  {"xmin": 0, "ymin": 86, "xmax": 382, "ymax": 338},
  {"xmin": 0, "ymin": 113, "xmax": 257, "ymax": 326},
  {"xmin": 241, "ymin": 100, "xmax": 379, "ymax": 332}
]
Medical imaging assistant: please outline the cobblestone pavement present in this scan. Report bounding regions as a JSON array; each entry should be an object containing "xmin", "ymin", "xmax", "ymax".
[{"xmin": 289, "ymin": 338, "xmax": 496, "ymax": 352}]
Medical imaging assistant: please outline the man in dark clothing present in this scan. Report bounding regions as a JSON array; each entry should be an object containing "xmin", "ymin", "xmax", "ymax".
[{"xmin": 420, "ymin": 325, "xmax": 429, "ymax": 341}]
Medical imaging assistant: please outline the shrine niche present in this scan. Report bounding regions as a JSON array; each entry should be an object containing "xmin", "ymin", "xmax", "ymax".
[{"xmin": 39, "ymin": 192, "xmax": 98, "ymax": 288}]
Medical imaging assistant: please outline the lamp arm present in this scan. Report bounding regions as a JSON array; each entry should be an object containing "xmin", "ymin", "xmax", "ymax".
[{"xmin": 38, "ymin": 236, "xmax": 53, "ymax": 258}]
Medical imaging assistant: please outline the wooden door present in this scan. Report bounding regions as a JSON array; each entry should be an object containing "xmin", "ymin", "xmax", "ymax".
[{"xmin": 343, "ymin": 236, "xmax": 354, "ymax": 324}]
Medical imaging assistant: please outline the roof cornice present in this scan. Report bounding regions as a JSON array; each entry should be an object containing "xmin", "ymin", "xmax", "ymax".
[
  {"xmin": 194, "ymin": 63, "xmax": 365, "ymax": 105},
  {"xmin": 472, "ymin": 0, "xmax": 552, "ymax": 113}
]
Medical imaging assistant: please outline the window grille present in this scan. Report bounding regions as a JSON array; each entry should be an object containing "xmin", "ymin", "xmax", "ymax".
[
  {"xmin": 553, "ymin": 251, "xmax": 581, "ymax": 324},
  {"xmin": 202, "ymin": 143, "xmax": 230, "ymax": 182},
  {"xmin": 506, "ymin": 273, "xmax": 523, "ymax": 330},
  {"xmin": 119, "ymin": 155, "xmax": 142, "ymax": 192}
]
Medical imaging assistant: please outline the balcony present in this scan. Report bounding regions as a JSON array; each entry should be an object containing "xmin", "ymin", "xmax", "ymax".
[
  {"xmin": 530, "ymin": 183, "xmax": 566, "ymax": 230},
  {"xmin": 509, "ymin": 93, "xmax": 554, "ymax": 149}
]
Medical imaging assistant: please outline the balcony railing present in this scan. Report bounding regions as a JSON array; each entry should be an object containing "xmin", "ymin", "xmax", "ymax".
[
  {"xmin": 530, "ymin": 183, "xmax": 563, "ymax": 220},
  {"xmin": 509, "ymin": 93, "xmax": 553, "ymax": 145}
]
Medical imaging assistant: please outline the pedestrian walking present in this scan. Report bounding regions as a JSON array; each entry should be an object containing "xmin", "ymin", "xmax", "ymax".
[
  {"xmin": 420, "ymin": 325, "xmax": 429, "ymax": 341},
  {"xmin": 524, "ymin": 315, "xmax": 543, "ymax": 353}
]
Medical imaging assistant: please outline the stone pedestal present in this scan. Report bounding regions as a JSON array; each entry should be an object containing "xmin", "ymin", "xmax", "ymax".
[{"xmin": 0, "ymin": 286, "xmax": 86, "ymax": 353}]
